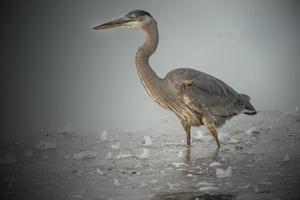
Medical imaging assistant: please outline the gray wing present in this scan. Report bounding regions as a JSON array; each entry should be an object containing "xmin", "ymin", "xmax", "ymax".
[{"xmin": 165, "ymin": 68, "xmax": 245, "ymax": 117}]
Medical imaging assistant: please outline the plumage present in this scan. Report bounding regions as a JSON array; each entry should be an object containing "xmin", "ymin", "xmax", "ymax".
[{"xmin": 94, "ymin": 10, "xmax": 256, "ymax": 148}]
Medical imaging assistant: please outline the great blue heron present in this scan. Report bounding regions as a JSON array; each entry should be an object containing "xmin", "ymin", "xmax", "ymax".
[{"xmin": 94, "ymin": 10, "xmax": 256, "ymax": 148}]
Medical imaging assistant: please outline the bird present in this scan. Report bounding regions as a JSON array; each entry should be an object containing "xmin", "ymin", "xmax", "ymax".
[{"xmin": 93, "ymin": 10, "xmax": 256, "ymax": 148}]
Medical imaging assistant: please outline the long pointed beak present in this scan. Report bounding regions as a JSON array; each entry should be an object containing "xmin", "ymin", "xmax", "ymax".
[{"xmin": 93, "ymin": 17, "xmax": 131, "ymax": 30}]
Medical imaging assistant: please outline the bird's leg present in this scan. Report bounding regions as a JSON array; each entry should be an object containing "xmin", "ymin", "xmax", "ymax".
[
  {"xmin": 181, "ymin": 121, "xmax": 191, "ymax": 146},
  {"xmin": 208, "ymin": 126, "xmax": 220, "ymax": 149},
  {"xmin": 203, "ymin": 118, "xmax": 221, "ymax": 149}
]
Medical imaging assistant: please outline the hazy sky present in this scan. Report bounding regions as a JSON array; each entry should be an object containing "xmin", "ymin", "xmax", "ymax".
[{"xmin": 1, "ymin": 0, "xmax": 300, "ymax": 135}]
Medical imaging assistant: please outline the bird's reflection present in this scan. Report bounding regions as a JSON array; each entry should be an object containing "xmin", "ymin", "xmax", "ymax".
[{"xmin": 184, "ymin": 146, "xmax": 220, "ymax": 165}]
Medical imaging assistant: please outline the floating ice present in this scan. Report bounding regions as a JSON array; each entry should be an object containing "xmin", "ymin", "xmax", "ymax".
[
  {"xmin": 101, "ymin": 130, "xmax": 108, "ymax": 141},
  {"xmin": 139, "ymin": 182, "xmax": 147, "ymax": 187},
  {"xmin": 177, "ymin": 149, "xmax": 184, "ymax": 158},
  {"xmin": 216, "ymin": 166, "xmax": 232, "ymax": 178},
  {"xmin": 194, "ymin": 130, "xmax": 207, "ymax": 140},
  {"xmin": 116, "ymin": 152, "xmax": 131, "ymax": 159},
  {"xmin": 254, "ymin": 186, "xmax": 260, "ymax": 193},
  {"xmin": 283, "ymin": 154, "xmax": 290, "ymax": 162},
  {"xmin": 167, "ymin": 182, "xmax": 180, "ymax": 190},
  {"xmin": 96, "ymin": 167, "xmax": 104, "ymax": 175},
  {"xmin": 111, "ymin": 142, "xmax": 120, "ymax": 149},
  {"xmin": 260, "ymin": 181, "xmax": 272, "ymax": 185},
  {"xmin": 172, "ymin": 162, "xmax": 188, "ymax": 168},
  {"xmin": 237, "ymin": 184, "xmax": 251, "ymax": 189},
  {"xmin": 114, "ymin": 178, "xmax": 120, "ymax": 186},
  {"xmin": 139, "ymin": 148, "xmax": 150, "ymax": 159},
  {"xmin": 58, "ymin": 125, "xmax": 74, "ymax": 134},
  {"xmin": 142, "ymin": 136, "xmax": 153, "ymax": 146},
  {"xmin": 0, "ymin": 154, "xmax": 16, "ymax": 165},
  {"xmin": 245, "ymin": 127, "xmax": 260, "ymax": 136},
  {"xmin": 186, "ymin": 173, "xmax": 193, "ymax": 177},
  {"xmin": 105, "ymin": 152, "xmax": 112, "ymax": 159},
  {"xmin": 36, "ymin": 140, "xmax": 57, "ymax": 150},
  {"xmin": 69, "ymin": 150, "xmax": 97, "ymax": 160},
  {"xmin": 134, "ymin": 162, "xmax": 142, "ymax": 169},
  {"xmin": 197, "ymin": 181, "xmax": 214, "ymax": 186},
  {"xmin": 209, "ymin": 161, "xmax": 222, "ymax": 167},
  {"xmin": 25, "ymin": 150, "xmax": 33, "ymax": 157},
  {"xmin": 229, "ymin": 138, "xmax": 239, "ymax": 144},
  {"xmin": 100, "ymin": 130, "xmax": 116, "ymax": 142},
  {"xmin": 199, "ymin": 186, "xmax": 219, "ymax": 191}
]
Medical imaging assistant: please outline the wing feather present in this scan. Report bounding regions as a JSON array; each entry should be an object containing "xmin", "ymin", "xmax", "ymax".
[{"xmin": 165, "ymin": 68, "xmax": 245, "ymax": 117}]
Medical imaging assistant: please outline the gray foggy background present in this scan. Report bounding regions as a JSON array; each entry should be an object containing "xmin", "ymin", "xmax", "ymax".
[{"xmin": 1, "ymin": 0, "xmax": 300, "ymax": 135}]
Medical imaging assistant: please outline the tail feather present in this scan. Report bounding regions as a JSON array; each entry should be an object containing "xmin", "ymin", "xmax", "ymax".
[{"xmin": 240, "ymin": 94, "xmax": 257, "ymax": 115}]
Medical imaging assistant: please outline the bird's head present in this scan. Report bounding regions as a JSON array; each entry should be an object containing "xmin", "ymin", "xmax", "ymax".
[{"xmin": 93, "ymin": 10, "xmax": 155, "ymax": 30}]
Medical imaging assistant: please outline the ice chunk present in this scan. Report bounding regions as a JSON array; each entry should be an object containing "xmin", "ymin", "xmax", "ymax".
[
  {"xmin": 254, "ymin": 186, "xmax": 260, "ymax": 193},
  {"xmin": 111, "ymin": 142, "xmax": 120, "ymax": 149},
  {"xmin": 197, "ymin": 181, "xmax": 214, "ymax": 186},
  {"xmin": 139, "ymin": 182, "xmax": 147, "ymax": 187},
  {"xmin": 100, "ymin": 130, "xmax": 116, "ymax": 142},
  {"xmin": 142, "ymin": 136, "xmax": 153, "ymax": 146},
  {"xmin": 105, "ymin": 152, "xmax": 112, "ymax": 159},
  {"xmin": 260, "ymin": 181, "xmax": 272, "ymax": 185},
  {"xmin": 283, "ymin": 154, "xmax": 290, "ymax": 162},
  {"xmin": 96, "ymin": 167, "xmax": 104, "ymax": 175},
  {"xmin": 167, "ymin": 182, "xmax": 180, "ymax": 190},
  {"xmin": 199, "ymin": 186, "xmax": 219, "ymax": 191},
  {"xmin": 216, "ymin": 166, "xmax": 232, "ymax": 178},
  {"xmin": 245, "ymin": 127, "xmax": 260, "ymax": 136},
  {"xmin": 25, "ymin": 150, "xmax": 33, "ymax": 157},
  {"xmin": 36, "ymin": 140, "xmax": 57, "ymax": 150},
  {"xmin": 0, "ymin": 154, "xmax": 16, "ymax": 165},
  {"xmin": 58, "ymin": 125, "xmax": 73, "ymax": 134},
  {"xmin": 172, "ymin": 162, "xmax": 188, "ymax": 167},
  {"xmin": 116, "ymin": 152, "xmax": 131, "ymax": 159},
  {"xmin": 237, "ymin": 184, "xmax": 251, "ymax": 189},
  {"xmin": 58, "ymin": 125, "xmax": 75, "ymax": 135},
  {"xmin": 114, "ymin": 178, "xmax": 120, "ymax": 186},
  {"xmin": 194, "ymin": 130, "xmax": 207, "ymax": 140},
  {"xmin": 100, "ymin": 130, "xmax": 108, "ymax": 141},
  {"xmin": 229, "ymin": 138, "xmax": 239, "ymax": 144},
  {"xmin": 139, "ymin": 148, "xmax": 150, "ymax": 159},
  {"xmin": 177, "ymin": 149, "xmax": 184, "ymax": 158},
  {"xmin": 209, "ymin": 161, "xmax": 222, "ymax": 167},
  {"xmin": 70, "ymin": 150, "xmax": 97, "ymax": 160}
]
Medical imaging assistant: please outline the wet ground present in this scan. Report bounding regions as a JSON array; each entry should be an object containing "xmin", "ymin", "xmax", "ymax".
[{"xmin": 0, "ymin": 110, "xmax": 300, "ymax": 200}]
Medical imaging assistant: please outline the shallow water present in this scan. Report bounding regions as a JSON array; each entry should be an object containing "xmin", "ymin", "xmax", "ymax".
[{"xmin": 0, "ymin": 111, "xmax": 300, "ymax": 199}]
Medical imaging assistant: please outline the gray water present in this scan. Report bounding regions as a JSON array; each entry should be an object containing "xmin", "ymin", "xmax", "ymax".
[{"xmin": 1, "ymin": 110, "xmax": 300, "ymax": 199}]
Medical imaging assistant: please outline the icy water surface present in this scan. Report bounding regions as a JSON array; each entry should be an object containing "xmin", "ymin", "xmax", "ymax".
[{"xmin": 0, "ymin": 110, "xmax": 300, "ymax": 199}]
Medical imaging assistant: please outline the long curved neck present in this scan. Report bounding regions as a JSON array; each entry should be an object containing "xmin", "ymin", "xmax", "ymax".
[
  {"xmin": 136, "ymin": 21, "xmax": 165, "ymax": 104},
  {"xmin": 136, "ymin": 21, "xmax": 161, "ymax": 81}
]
